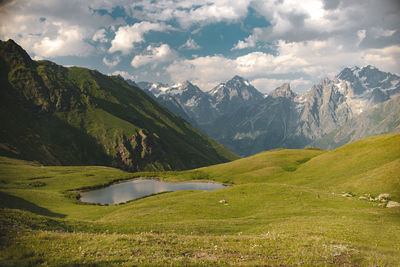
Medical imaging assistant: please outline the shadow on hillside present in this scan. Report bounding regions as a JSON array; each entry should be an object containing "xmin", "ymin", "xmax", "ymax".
[{"xmin": 0, "ymin": 191, "xmax": 66, "ymax": 218}]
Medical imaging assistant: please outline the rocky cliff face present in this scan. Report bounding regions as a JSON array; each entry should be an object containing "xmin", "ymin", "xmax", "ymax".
[
  {"xmin": 296, "ymin": 66, "xmax": 400, "ymax": 142},
  {"xmin": 296, "ymin": 78, "xmax": 351, "ymax": 140},
  {"xmin": 311, "ymin": 95, "xmax": 400, "ymax": 149},
  {"xmin": 113, "ymin": 129, "xmax": 170, "ymax": 171}
]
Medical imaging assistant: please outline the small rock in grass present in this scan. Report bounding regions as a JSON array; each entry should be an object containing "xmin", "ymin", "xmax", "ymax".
[
  {"xmin": 369, "ymin": 197, "xmax": 376, "ymax": 202},
  {"xmin": 219, "ymin": 199, "xmax": 227, "ymax": 204},
  {"xmin": 359, "ymin": 196, "xmax": 368, "ymax": 200},
  {"xmin": 376, "ymin": 193, "xmax": 391, "ymax": 202},
  {"xmin": 386, "ymin": 201, "xmax": 400, "ymax": 208},
  {"xmin": 342, "ymin": 193, "xmax": 353, "ymax": 197}
]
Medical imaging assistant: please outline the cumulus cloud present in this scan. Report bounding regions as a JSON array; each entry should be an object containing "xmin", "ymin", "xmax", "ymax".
[
  {"xmin": 232, "ymin": 28, "xmax": 264, "ymax": 50},
  {"xmin": 251, "ymin": 78, "xmax": 312, "ymax": 94},
  {"xmin": 176, "ymin": 0, "xmax": 251, "ymax": 27},
  {"xmin": 131, "ymin": 44, "xmax": 177, "ymax": 68},
  {"xmin": 179, "ymin": 38, "xmax": 201, "ymax": 50},
  {"xmin": 232, "ymin": 0, "xmax": 400, "ymax": 47},
  {"xmin": 92, "ymin": 28, "xmax": 108, "ymax": 43},
  {"xmin": 31, "ymin": 25, "xmax": 93, "ymax": 57},
  {"xmin": 82, "ymin": 0, "xmax": 252, "ymax": 28},
  {"xmin": 362, "ymin": 45, "xmax": 400, "ymax": 72},
  {"xmin": 103, "ymin": 55, "xmax": 120, "ymax": 67},
  {"xmin": 109, "ymin": 22, "xmax": 173, "ymax": 55},
  {"xmin": 166, "ymin": 55, "xmax": 234, "ymax": 90},
  {"xmin": 127, "ymin": 0, "xmax": 252, "ymax": 28},
  {"xmin": 1, "ymin": 0, "xmax": 398, "ymax": 89},
  {"xmin": 0, "ymin": 0, "xmax": 121, "ymax": 58}
]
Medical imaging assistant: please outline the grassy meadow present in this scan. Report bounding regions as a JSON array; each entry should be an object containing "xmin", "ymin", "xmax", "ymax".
[{"xmin": 1, "ymin": 134, "xmax": 400, "ymax": 266}]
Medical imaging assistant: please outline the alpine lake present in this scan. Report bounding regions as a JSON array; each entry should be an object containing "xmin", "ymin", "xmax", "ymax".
[{"xmin": 80, "ymin": 179, "xmax": 229, "ymax": 205}]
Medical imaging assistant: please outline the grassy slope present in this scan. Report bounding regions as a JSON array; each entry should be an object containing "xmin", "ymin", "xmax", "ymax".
[{"xmin": 0, "ymin": 134, "xmax": 399, "ymax": 265}]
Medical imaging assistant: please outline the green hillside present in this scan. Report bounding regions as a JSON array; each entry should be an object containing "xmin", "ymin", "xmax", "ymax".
[
  {"xmin": 0, "ymin": 39, "xmax": 238, "ymax": 171},
  {"xmin": 0, "ymin": 134, "xmax": 399, "ymax": 265}
]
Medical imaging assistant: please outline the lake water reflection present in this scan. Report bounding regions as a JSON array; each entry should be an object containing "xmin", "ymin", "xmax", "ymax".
[{"xmin": 79, "ymin": 179, "xmax": 228, "ymax": 205}]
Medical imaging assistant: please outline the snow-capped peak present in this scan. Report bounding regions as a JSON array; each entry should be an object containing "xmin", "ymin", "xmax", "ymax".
[
  {"xmin": 208, "ymin": 75, "xmax": 264, "ymax": 103},
  {"xmin": 226, "ymin": 75, "xmax": 251, "ymax": 88}
]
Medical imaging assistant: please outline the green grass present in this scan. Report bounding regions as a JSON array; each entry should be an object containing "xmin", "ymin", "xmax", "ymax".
[{"xmin": 1, "ymin": 134, "xmax": 400, "ymax": 266}]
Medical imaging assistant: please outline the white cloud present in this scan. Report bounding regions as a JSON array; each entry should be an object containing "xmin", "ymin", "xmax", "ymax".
[
  {"xmin": 232, "ymin": 28, "xmax": 263, "ymax": 50},
  {"xmin": 233, "ymin": 0, "xmax": 400, "ymax": 52},
  {"xmin": 109, "ymin": 22, "xmax": 172, "ymax": 54},
  {"xmin": 251, "ymin": 78, "xmax": 312, "ymax": 94},
  {"xmin": 103, "ymin": 55, "xmax": 120, "ymax": 67},
  {"xmin": 179, "ymin": 38, "xmax": 201, "ymax": 50},
  {"xmin": 127, "ymin": 0, "xmax": 252, "ymax": 28},
  {"xmin": 1, "ymin": 0, "xmax": 399, "ymax": 88},
  {"xmin": 31, "ymin": 25, "xmax": 93, "ymax": 57},
  {"xmin": 379, "ymin": 29, "xmax": 396, "ymax": 37},
  {"xmin": 112, "ymin": 70, "xmax": 136, "ymax": 81},
  {"xmin": 362, "ymin": 45, "xmax": 400, "ymax": 72},
  {"xmin": 177, "ymin": 0, "xmax": 251, "ymax": 27},
  {"xmin": 0, "ymin": 0, "xmax": 121, "ymax": 58},
  {"xmin": 166, "ymin": 55, "xmax": 236, "ymax": 90},
  {"xmin": 131, "ymin": 44, "xmax": 177, "ymax": 68},
  {"xmin": 357, "ymin": 29, "xmax": 366, "ymax": 44},
  {"xmin": 92, "ymin": 28, "xmax": 108, "ymax": 43}
]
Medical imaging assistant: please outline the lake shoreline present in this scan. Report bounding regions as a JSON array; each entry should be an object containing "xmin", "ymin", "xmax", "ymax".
[{"xmin": 78, "ymin": 178, "xmax": 231, "ymax": 205}]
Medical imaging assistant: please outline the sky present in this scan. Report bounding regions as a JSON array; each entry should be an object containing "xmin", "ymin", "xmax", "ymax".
[{"xmin": 1, "ymin": 0, "xmax": 399, "ymax": 93}]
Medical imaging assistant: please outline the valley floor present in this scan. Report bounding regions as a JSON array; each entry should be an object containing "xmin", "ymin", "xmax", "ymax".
[{"xmin": 1, "ymin": 134, "xmax": 400, "ymax": 266}]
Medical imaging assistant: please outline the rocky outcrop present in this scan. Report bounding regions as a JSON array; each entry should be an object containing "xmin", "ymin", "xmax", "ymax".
[
  {"xmin": 386, "ymin": 201, "xmax": 400, "ymax": 208},
  {"xmin": 269, "ymin": 83, "xmax": 297, "ymax": 99},
  {"xmin": 113, "ymin": 129, "xmax": 167, "ymax": 171},
  {"xmin": 376, "ymin": 193, "xmax": 391, "ymax": 202}
]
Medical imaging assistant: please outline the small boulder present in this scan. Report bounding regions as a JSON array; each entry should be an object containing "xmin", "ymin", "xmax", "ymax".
[
  {"xmin": 342, "ymin": 193, "xmax": 353, "ymax": 197},
  {"xmin": 359, "ymin": 196, "xmax": 368, "ymax": 200},
  {"xmin": 219, "ymin": 199, "xmax": 227, "ymax": 204},
  {"xmin": 377, "ymin": 193, "xmax": 391, "ymax": 202},
  {"xmin": 386, "ymin": 201, "xmax": 400, "ymax": 208}
]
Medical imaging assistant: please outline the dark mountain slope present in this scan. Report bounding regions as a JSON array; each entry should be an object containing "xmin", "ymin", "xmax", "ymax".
[{"xmin": 0, "ymin": 39, "xmax": 239, "ymax": 171}]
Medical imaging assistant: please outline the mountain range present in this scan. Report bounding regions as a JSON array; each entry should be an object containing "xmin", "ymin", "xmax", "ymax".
[
  {"xmin": 2, "ymin": 39, "xmax": 397, "ymax": 164},
  {"xmin": 0, "ymin": 39, "xmax": 238, "ymax": 171},
  {"xmin": 137, "ymin": 66, "xmax": 400, "ymax": 156}
]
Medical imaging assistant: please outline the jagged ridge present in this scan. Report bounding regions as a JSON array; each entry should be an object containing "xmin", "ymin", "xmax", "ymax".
[{"xmin": 137, "ymin": 66, "xmax": 400, "ymax": 156}]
